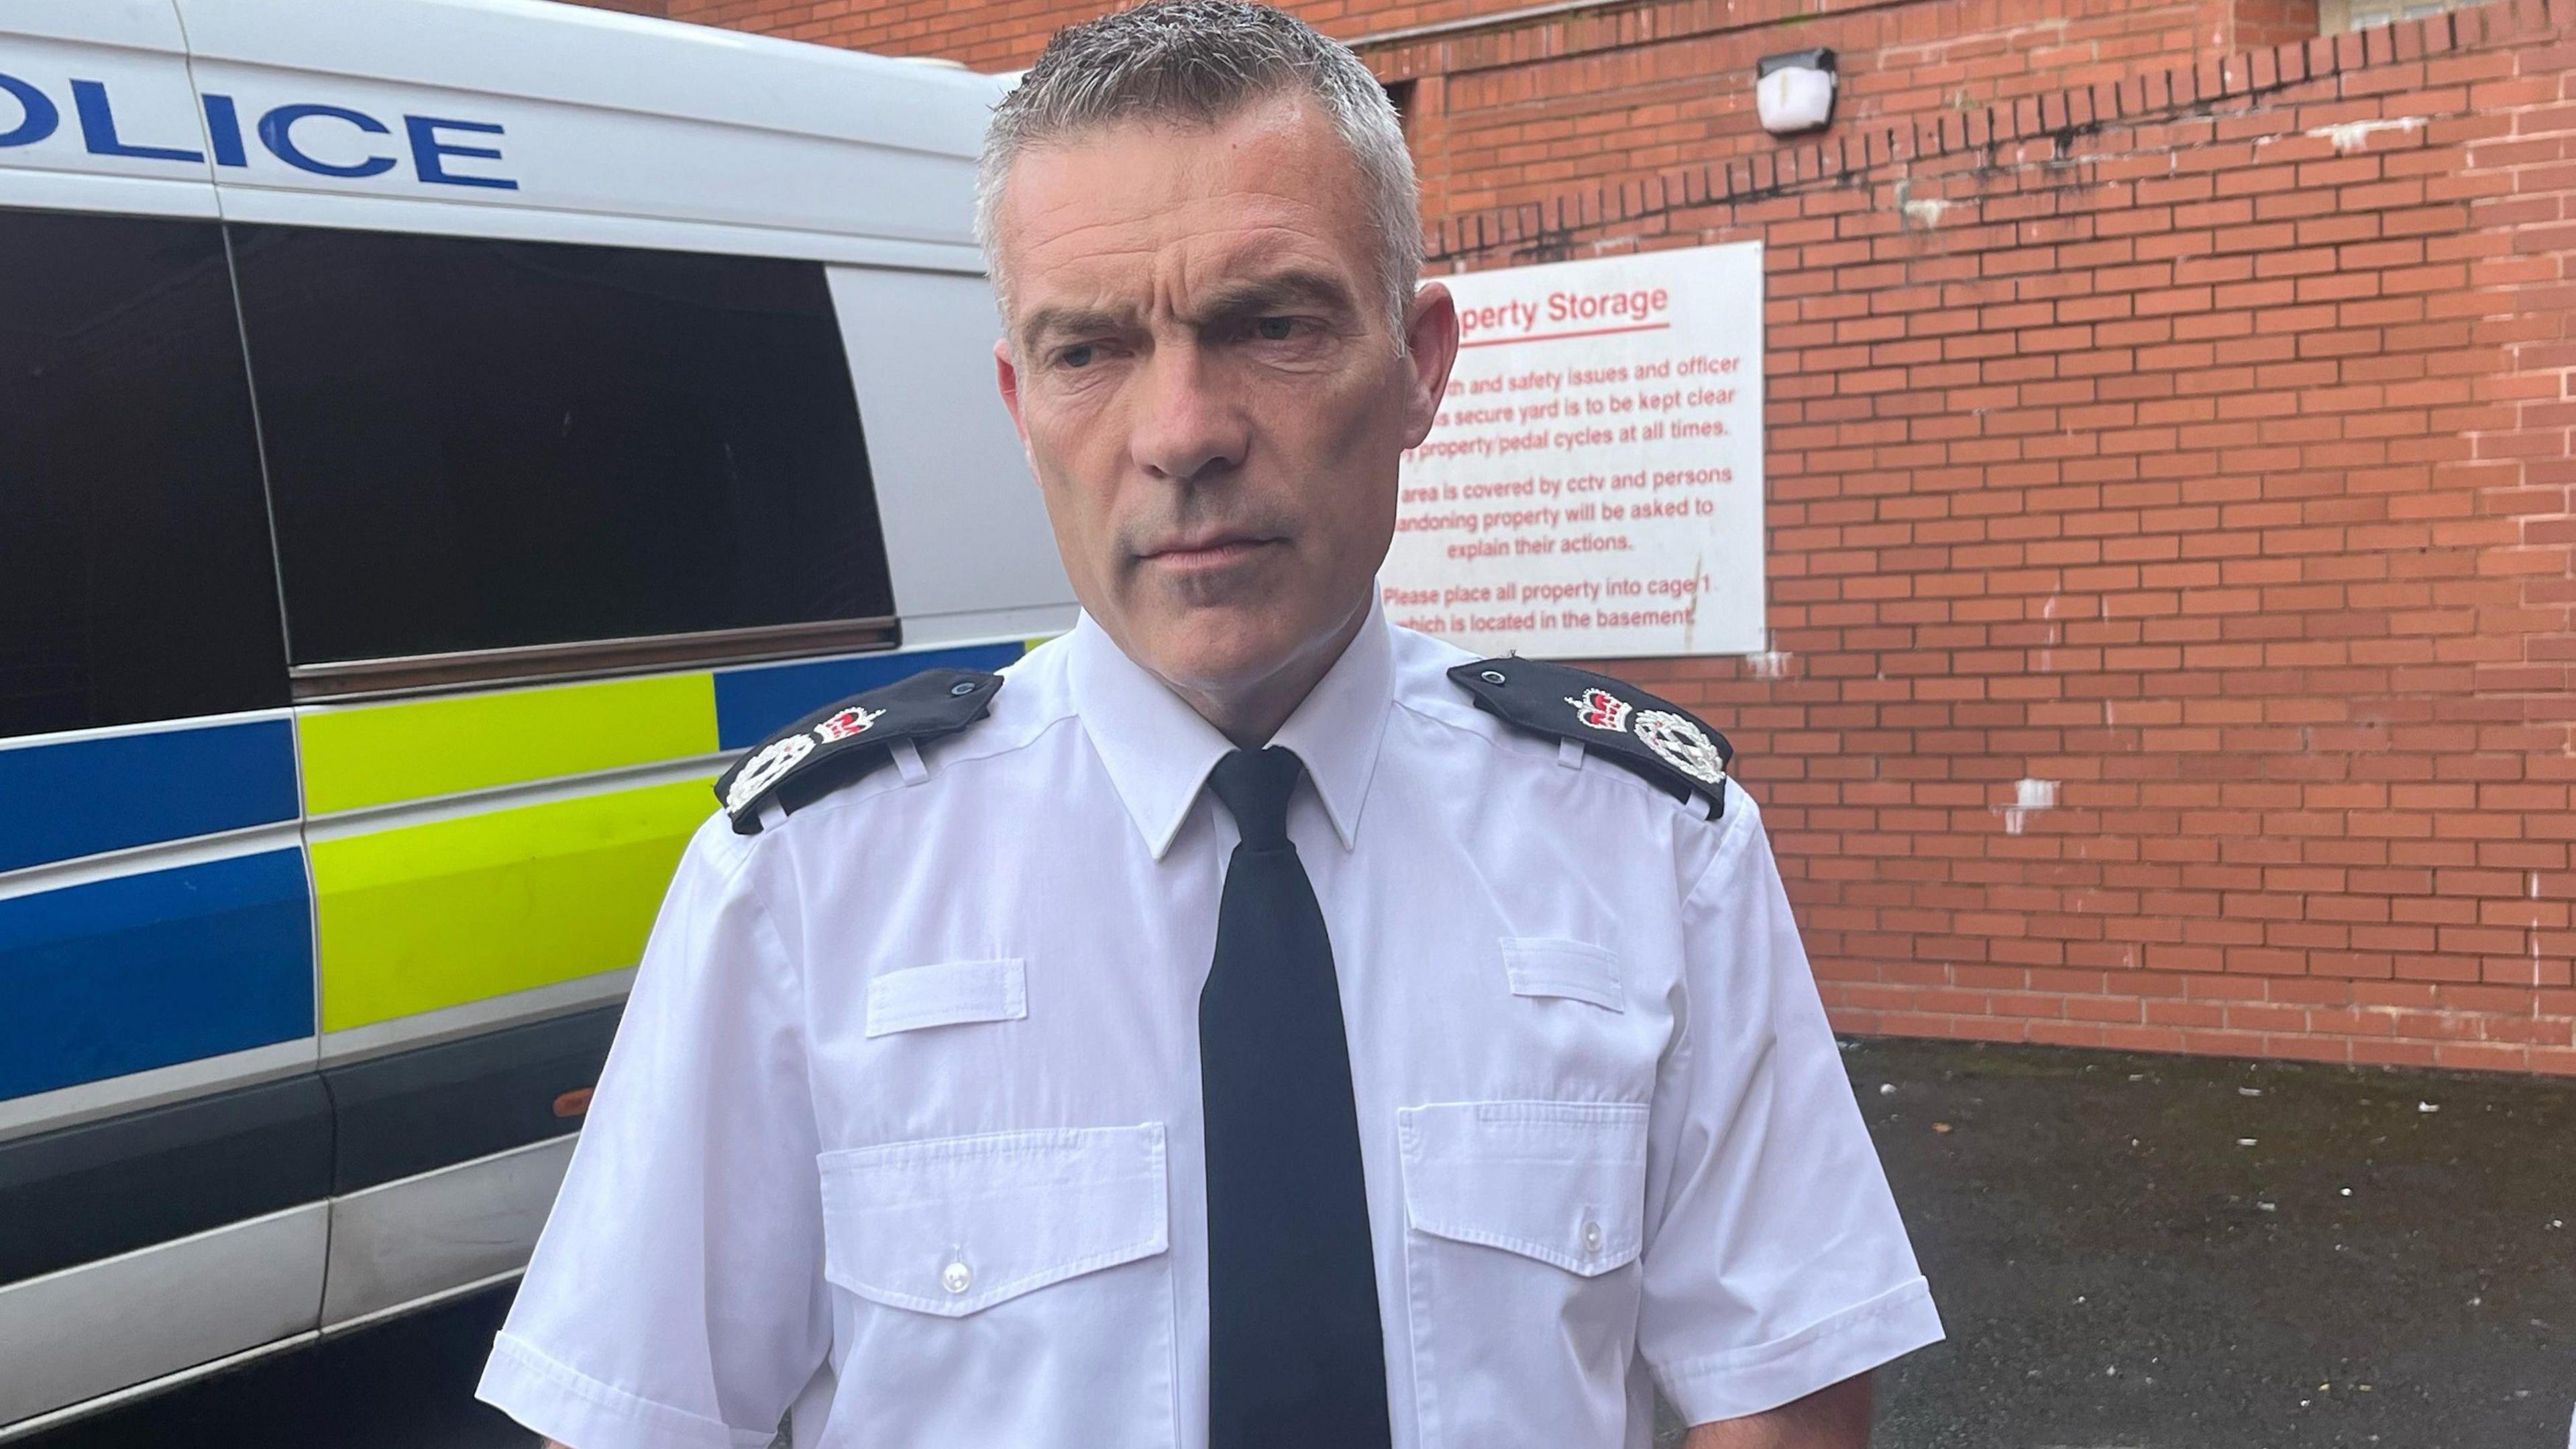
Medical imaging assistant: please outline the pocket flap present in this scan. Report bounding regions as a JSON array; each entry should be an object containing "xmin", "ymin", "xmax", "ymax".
[
  {"xmin": 866, "ymin": 958, "xmax": 1026, "ymax": 1037},
  {"xmin": 1500, "ymin": 938, "xmax": 1623, "ymax": 1012},
  {"xmin": 1397, "ymin": 1101, "xmax": 1647, "ymax": 1277},
  {"xmin": 818, "ymin": 1124, "xmax": 1167, "ymax": 1317}
]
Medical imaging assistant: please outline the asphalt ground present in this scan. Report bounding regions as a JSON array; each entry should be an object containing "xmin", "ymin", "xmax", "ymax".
[
  {"xmin": 34, "ymin": 1037, "xmax": 2576, "ymax": 1448},
  {"xmin": 1849, "ymin": 1036, "xmax": 2576, "ymax": 1449}
]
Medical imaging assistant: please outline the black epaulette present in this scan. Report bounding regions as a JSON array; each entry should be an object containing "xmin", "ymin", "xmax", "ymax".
[
  {"xmin": 1448, "ymin": 657, "xmax": 1732, "ymax": 816},
  {"xmin": 714, "ymin": 668, "xmax": 1004, "ymax": 835}
]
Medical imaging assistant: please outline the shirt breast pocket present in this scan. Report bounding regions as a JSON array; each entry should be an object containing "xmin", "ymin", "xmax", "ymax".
[
  {"xmin": 1397, "ymin": 1099, "xmax": 1648, "ymax": 1449},
  {"xmin": 865, "ymin": 957, "xmax": 1026, "ymax": 1036},
  {"xmin": 1501, "ymin": 938, "xmax": 1624, "ymax": 1012},
  {"xmin": 817, "ymin": 1123, "xmax": 1177, "ymax": 1448}
]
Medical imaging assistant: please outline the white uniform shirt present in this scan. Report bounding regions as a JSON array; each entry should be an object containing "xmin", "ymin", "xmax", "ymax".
[{"xmin": 478, "ymin": 604, "xmax": 1942, "ymax": 1449}]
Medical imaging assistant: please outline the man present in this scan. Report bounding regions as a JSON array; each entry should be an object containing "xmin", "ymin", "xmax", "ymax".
[{"xmin": 477, "ymin": 5, "xmax": 1941, "ymax": 1446}]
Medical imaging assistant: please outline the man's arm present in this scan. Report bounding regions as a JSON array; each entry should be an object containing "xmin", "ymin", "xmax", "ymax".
[
  {"xmin": 472, "ymin": 819, "xmax": 830, "ymax": 1447},
  {"xmin": 1635, "ymin": 804, "xmax": 1939, "ymax": 1427},
  {"xmin": 1682, "ymin": 1370, "xmax": 1871, "ymax": 1449}
]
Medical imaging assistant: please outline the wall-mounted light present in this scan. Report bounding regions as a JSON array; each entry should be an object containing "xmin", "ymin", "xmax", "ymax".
[{"xmin": 1754, "ymin": 47, "xmax": 1837, "ymax": 136}]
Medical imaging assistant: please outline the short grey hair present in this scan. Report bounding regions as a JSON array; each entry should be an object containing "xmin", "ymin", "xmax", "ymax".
[{"xmin": 975, "ymin": 0, "xmax": 1422, "ymax": 342}]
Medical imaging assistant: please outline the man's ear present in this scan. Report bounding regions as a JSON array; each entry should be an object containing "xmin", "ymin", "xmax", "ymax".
[
  {"xmin": 994, "ymin": 337, "xmax": 1029, "ymax": 444},
  {"xmin": 1401, "ymin": 281, "xmax": 1460, "ymax": 449},
  {"xmin": 994, "ymin": 336, "xmax": 1047, "ymax": 478}
]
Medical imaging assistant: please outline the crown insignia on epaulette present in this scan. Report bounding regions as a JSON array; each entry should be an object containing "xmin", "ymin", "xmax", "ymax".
[
  {"xmin": 1451, "ymin": 659, "xmax": 1732, "ymax": 812},
  {"xmin": 714, "ymin": 669, "xmax": 1002, "ymax": 834}
]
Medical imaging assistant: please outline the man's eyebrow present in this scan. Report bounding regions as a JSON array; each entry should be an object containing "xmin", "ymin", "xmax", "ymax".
[
  {"xmin": 1014, "ymin": 269, "xmax": 1360, "ymax": 349},
  {"xmin": 1017, "ymin": 304, "xmax": 1132, "ymax": 350},
  {"xmin": 1187, "ymin": 268, "xmax": 1359, "ymax": 323}
]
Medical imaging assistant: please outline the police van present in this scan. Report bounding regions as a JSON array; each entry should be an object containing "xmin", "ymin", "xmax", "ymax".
[{"xmin": 0, "ymin": 0, "xmax": 1063, "ymax": 1432}]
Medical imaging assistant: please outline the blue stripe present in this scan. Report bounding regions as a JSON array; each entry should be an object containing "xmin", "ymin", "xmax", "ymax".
[
  {"xmin": 714, "ymin": 643, "xmax": 1026, "ymax": 750},
  {"xmin": 0, "ymin": 721, "xmax": 300, "ymax": 875},
  {"xmin": 0, "ymin": 849, "xmax": 313, "ymax": 1101}
]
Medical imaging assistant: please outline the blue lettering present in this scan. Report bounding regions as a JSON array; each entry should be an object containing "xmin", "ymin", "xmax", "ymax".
[
  {"xmin": 72, "ymin": 79, "xmax": 203, "ymax": 163},
  {"xmin": 0, "ymin": 72, "xmax": 58, "ymax": 148},
  {"xmin": 404, "ymin": 115, "xmax": 515, "ymax": 190},
  {"xmin": 258, "ymin": 103, "xmax": 395, "ymax": 178},
  {"xmin": 202, "ymin": 93, "xmax": 248, "ymax": 168},
  {"xmin": 0, "ymin": 78, "xmax": 515, "ymax": 187}
]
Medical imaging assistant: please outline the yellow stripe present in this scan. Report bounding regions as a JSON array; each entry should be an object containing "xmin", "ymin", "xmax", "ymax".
[
  {"xmin": 299, "ymin": 674, "xmax": 720, "ymax": 815},
  {"xmin": 311, "ymin": 778, "xmax": 713, "ymax": 1032}
]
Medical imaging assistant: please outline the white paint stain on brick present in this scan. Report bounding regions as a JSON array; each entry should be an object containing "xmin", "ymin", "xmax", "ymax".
[
  {"xmin": 1747, "ymin": 649, "xmax": 1794, "ymax": 680},
  {"xmin": 1892, "ymin": 178, "xmax": 1951, "ymax": 230},
  {"xmin": 1999, "ymin": 778, "xmax": 2059, "ymax": 835},
  {"xmin": 2309, "ymin": 115, "xmax": 2424, "ymax": 154}
]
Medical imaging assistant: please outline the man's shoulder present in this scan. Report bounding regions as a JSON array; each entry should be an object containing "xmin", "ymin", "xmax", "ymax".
[
  {"xmin": 1383, "ymin": 623, "xmax": 1736, "ymax": 821},
  {"xmin": 712, "ymin": 638, "xmax": 1077, "ymax": 839}
]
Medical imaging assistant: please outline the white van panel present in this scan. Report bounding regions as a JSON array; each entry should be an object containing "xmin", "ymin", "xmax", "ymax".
[
  {"xmin": 0, "ymin": 23, "xmax": 216, "ymax": 216},
  {"xmin": 829, "ymin": 265, "xmax": 1077, "ymax": 646},
  {"xmin": 209, "ymin": 181, "xmax": 986, "ymax": 270},
  {"xmin": 176, "ymin": 0, "xmax": 1005, "ymax": 252},
  {"xmin": 185, "ymin": 59, "xmax": 984, "ymax": 252},
  {"xmin": 2, "ymin": 0, "xmax": 184, "ymax": 52},
  {"xmin": 0, "ymin": 1204, "xmax": 326, "ymax": 1426},
  {"xmin": 0, "ymin": 167, "xmax": 214, "ymax": 219},
  {"xmin": 176, "ymin": 0, "xmax": 1000, "ymax": 158},
  {"xmin": 319, "ymin": 1136, "xmax": 572, "ymax": 1329}
]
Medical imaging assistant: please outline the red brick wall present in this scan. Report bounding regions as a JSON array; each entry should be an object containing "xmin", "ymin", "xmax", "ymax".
[
  {"xmin": 650, "ymin": 0, "xmax": 2326, "ymax": 221},
  {"xmin": 590, "ymin": 0, "xmax": 2576, "ymax": 1073},
  {"xmin": 1371, "ymin": 0, "xmax": 2326, "ymax": 219},
  {"xmin": 663, "ymin": 0, "xmax": 1540, "ymax": 61},
  {"xmin": 1428, "ymin": 1, "xmax": 2576, "ymax": 1075},
  {"xmin": 655, "ymin": 0, "xmax": 2318, "ymax": 72}
]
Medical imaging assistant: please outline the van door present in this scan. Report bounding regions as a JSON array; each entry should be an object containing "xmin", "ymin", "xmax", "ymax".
[
  {"xmin": 214, "ymin": 219, "xmax": 965, "ymax": 1334},
  {"xmin": 0, "ymin": 2, "xmax": 332, "ymax": 1433}
]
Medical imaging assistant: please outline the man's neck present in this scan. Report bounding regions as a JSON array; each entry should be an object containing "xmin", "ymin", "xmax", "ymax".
[{"xmin": 1166, "ymin": 600, "xmax": 1372, "ymax": 750}]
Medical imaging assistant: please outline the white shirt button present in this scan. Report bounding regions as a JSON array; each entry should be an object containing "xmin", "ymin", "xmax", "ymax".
[
  {"xmin": 1580, "ymin": 1220, "xmax": 1603, "ymax": 1254},
  {"xmin": 942, "ymin": 1260, "xmax": 972, "ymax": 1294}
]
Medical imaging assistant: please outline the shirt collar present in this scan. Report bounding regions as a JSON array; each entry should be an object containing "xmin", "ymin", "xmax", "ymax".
[{"xmin": 1067, "ymin": 596, "xmax": 1395, "ymax": 860}]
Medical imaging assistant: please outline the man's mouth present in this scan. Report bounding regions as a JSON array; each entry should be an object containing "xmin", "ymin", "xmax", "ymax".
[{"xmin": 1140, "ymin": 535, "xmax": 1277, "ymax": 572}]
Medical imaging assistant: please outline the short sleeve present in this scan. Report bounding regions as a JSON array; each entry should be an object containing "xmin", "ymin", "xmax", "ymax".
[
  {"xmin": 1635, "ymin": 799, "xmax": 1943, "ymax": 1425},
  {"xmin": 476, "ymin": 814, "xmax": 828, "ymax": 1449}
]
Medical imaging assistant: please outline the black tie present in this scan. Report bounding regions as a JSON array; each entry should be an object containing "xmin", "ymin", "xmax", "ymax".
[{"xmin": 1199, "ymin": 747, "xmax": 1391, "ymax": 1448}]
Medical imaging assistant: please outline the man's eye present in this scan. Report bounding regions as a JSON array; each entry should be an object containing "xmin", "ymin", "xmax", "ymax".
[
  {"xmin": 1058, "ymin": 343, "xmax": 1096, "ymax": 368},
  {"xmin": 1254, "ymin": 316, "xmax": 1299, "ymax": 341}
]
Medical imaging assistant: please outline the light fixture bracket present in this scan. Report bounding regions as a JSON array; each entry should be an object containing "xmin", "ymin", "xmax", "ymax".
[{"xmin": 1754, "ymin": 46, "xmax": 1838, "ymax": 136}]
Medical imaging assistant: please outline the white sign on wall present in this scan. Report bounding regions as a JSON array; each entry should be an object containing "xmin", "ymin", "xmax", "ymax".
[{"xmin": 1385, "ymin": 241, "xmax": 1766, "ymax": 658}]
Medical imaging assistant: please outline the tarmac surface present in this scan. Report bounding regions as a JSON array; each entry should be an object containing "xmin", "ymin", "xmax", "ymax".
[
  {"xmin": 34, "ymin": 1037, "xmax": 2576, "ymax": 1448},
  {"xmin": 1846, "ymin": 1037, "xmax": 2576, "ymax": 1449}
]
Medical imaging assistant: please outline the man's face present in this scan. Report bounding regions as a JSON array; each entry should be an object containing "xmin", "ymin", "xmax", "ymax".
[{"xmin": 992, "ymin": 94, "xmax": 1456, "ymax": 709}]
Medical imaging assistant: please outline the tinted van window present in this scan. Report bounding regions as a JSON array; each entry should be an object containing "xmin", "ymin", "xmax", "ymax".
[
  {"xmin": 0, "ymin": 208, "xmax": 288, "ymax": 739},
  {"xmin": 227, "ymin": 226, "xmax": 896, "ymax": 666}
]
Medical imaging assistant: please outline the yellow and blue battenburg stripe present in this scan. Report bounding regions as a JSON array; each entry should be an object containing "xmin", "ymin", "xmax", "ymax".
[
  {"xmin": 0, "ymin": 721, "xmax": 308, "ymax": 1102},
  {"xmin": 0, "ymin": 640, "xmax": 1028, "ymax": 1106},
  {"xmin": 297, "ymin": 673, "xmax": 722, "ymax": 816},
  {"xmin": 0, "ymin": 720, "xmax": 299, "ymax": 873},
  {"xmin": 0, "ymin": 849, "xmax": 313, "ymax": 1102}
]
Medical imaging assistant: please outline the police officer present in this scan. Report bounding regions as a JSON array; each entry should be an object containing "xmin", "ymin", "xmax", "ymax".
[{"xmin": 478, "ymin": 5, "xmax": 1941, "ymax": 1446}]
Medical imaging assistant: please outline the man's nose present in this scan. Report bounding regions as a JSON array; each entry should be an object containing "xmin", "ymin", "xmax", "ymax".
[{"xmin": 1129, "ymin": 343, "xmax": 1248, "ymax": 484}]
